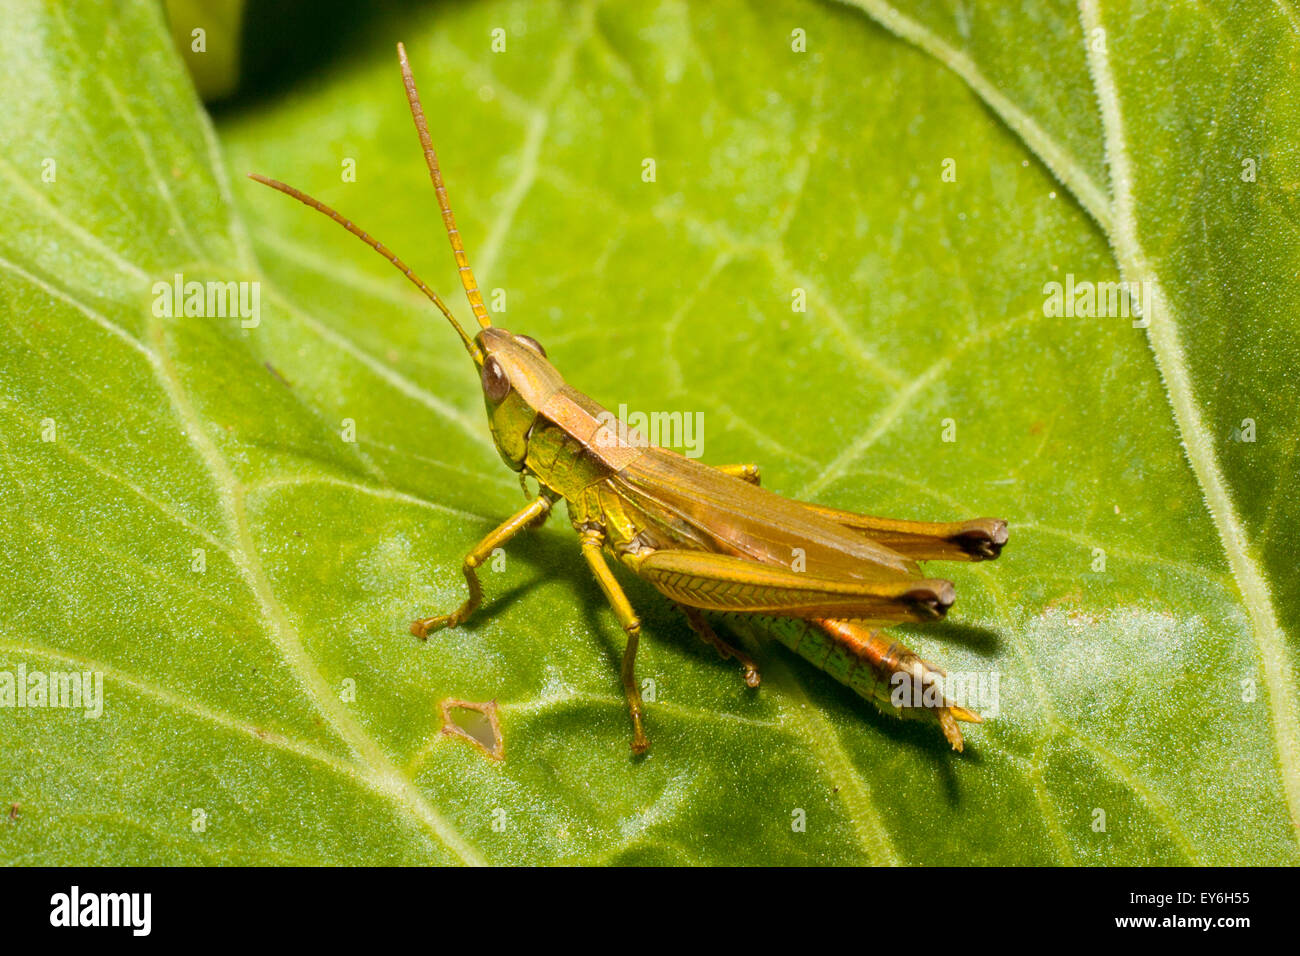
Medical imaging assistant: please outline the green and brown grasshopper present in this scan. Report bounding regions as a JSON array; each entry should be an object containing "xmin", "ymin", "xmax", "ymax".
[{"xmin": 252, "ymin": 44, "xmax": 1008, "ymax": 754}]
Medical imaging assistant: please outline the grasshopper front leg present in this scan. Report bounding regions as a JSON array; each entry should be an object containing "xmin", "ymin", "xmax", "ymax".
[
  {"xmin": 579, "ymin": 529, "xmax": 650, "ymax": 754},
  {"xmin": 410, "ymin": 494, "xmax": 553, "ymax": 638}
]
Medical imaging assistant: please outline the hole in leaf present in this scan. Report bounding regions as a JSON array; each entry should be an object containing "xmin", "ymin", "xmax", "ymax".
[{"xmin": 440, "ymin": 699, "xmax": 504, "ymax": 760}]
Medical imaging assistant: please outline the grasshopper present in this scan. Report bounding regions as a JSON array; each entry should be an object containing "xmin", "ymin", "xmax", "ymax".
[{"xmin": 251, "ymin": 43, "xmax": 1008, "ymax": 754}]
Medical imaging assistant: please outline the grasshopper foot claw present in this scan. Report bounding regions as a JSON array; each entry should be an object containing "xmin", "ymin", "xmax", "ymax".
[{"xmin": 410, "ymin": 615, "xmax": 455, "ymax": 639}]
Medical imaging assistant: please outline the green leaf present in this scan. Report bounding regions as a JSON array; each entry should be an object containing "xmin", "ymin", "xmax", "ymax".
[
  {"xmin": 164, "ymin": 0, "xmax": 246, "ymax": 102},
  {"xmin": 1, "ymin": 0, "xmax": 1295, "ymax": 864}
]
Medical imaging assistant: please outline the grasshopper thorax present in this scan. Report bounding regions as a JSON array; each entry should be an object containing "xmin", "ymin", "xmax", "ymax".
[{"xmin": 476, "ymin": 328, "xmax": 564, "ymax": 471}]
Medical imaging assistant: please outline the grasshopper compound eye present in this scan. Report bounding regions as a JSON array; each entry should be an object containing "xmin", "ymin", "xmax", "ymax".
[
  {"xmin": 482, "ymin": 355, "xmax": 511, "ymax": 402},
  {"xmin": 515, "ymin": 334, "xmax": 546, "ymax": 358}
]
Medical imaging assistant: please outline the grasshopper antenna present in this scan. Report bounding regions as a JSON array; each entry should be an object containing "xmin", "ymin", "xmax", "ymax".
[
  {"xmin": 397, "ymin": 41, "xmax": 493, "ymax": 331},
  {"xmin": 246, "ymin": 173, "xmax": 483, "ymax": 364}
]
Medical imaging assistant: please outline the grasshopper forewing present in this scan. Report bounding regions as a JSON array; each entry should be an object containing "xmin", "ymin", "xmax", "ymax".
[{"xmin": 250, "ymin": 42, "xmax": 1009, "ymax": 754}]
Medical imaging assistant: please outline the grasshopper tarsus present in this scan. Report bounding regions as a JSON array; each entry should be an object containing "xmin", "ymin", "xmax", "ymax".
[
  {"xmin": 252, "ymin": 43, "xmax": 1010, "ymax": 756},
  {"xmin": 409, "ymin": 605, "xmax": 472, "ymax": 638},
  {"xmin": 630, "ymin": 727, "xmax": 649, "ymax": 755},
  {"xmin": 410, "ymin": 612, "xmax": 465, "ymax": 638},
  {"xmin": 938, "ymin": 709, "xmax": 964, "ymax": 752}
]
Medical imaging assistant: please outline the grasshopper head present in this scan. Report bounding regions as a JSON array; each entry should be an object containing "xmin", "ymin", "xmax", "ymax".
[
  {"xmin": 475, "ymin": 327, "xmax": 565, "ymax": 470},
  {"xmin": 249, "ymin": 50, "xmax": 568, "ymax": 475}
]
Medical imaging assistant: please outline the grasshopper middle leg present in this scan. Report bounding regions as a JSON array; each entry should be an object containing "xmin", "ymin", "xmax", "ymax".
[
  {"xmin": 679, "ymin": 604, "xmax": 761, "ymax": 687},
  {"xmin": 579, "ymin": 529, "xmax": 650, "ymax": 754},
  {"xmin": 410, "ymin": 494, "xmax": 552, "ymax": 638}
]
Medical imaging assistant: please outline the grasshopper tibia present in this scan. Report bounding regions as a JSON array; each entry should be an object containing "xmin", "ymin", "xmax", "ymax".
[{"xmin": 580, "ymin": 530, "xmax": 650, "ymax": 754}]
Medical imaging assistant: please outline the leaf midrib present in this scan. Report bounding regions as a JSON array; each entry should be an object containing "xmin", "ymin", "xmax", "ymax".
[
  {"xmin": 1077, "ymin": 0, "xmax": 1300, "ymax": 837},
  {"xmin": 144, "ymin": 312, "xmax": 485, "ymax": 865},
  {"xmin": 841, "ymin": 0, "xmax": 1300, "ymax": 841}
]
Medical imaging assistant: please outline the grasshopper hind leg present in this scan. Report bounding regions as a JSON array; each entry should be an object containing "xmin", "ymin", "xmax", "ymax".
[{"xmin": 811, "ymin": 619, "xmax": 981, "ymax": 751}]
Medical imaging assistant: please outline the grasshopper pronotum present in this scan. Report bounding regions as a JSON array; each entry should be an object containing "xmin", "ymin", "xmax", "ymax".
[{"xmin": 251, "ymin": 43, "xmax": 1008, "ymax": 754}]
